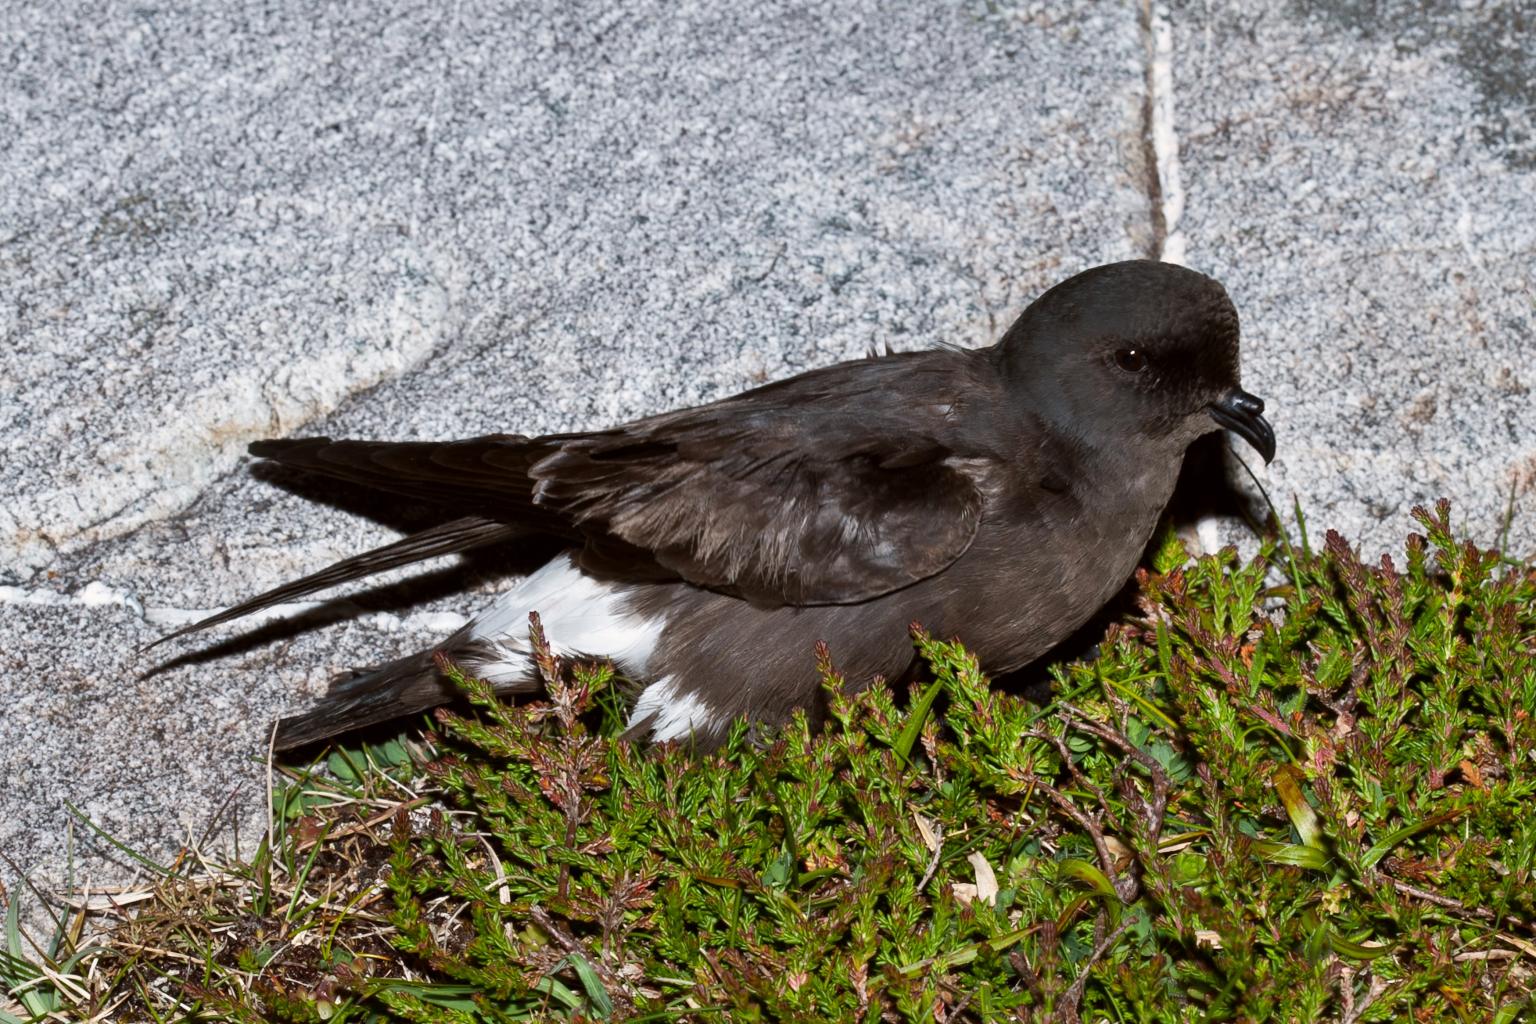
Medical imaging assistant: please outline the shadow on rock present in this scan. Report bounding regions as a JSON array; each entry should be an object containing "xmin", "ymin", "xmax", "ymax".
[{"xmin": 139, "ymin": 534, "xmax": 564, "ymax": 677}]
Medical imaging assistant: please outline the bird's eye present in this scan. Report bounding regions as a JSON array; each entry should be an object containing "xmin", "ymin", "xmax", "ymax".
[{"xmin": 1114, "ymin": 348, "xmax": 1149, "ymax": 373}]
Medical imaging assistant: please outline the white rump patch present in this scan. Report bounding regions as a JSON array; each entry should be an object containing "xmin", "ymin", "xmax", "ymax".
[
  {"xmin": 467, "ymin": 554, "xmax": 665, "ymax": 684},
  {"xmin": 627, "ymin": 676, "xmax": 721, "ymax": 743}
]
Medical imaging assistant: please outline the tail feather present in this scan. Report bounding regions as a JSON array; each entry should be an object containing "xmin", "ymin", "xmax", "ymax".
[
  {"xmin": 248, "ymin": 435, "xmax": 551, "ymax": 513},
  {"xmin": 272, "ymin": 637, "xmax": 539, "ymax": 750},
  {"xmin": 274, "ymin": 649, "xmax": 454, "ymax": 750},
  {"xmin": 145, "ymin": 516, "xmax": 518, "ymax": 650}
]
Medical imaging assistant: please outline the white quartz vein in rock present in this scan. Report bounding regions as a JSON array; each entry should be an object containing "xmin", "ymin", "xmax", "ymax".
[
  {"xmin": 1146, "ymin": 0, "xmax": 1186, "ymax": 266},
  {"xmin": 0, "ymin": 581, "xmax": 467, "ymax": 634}
]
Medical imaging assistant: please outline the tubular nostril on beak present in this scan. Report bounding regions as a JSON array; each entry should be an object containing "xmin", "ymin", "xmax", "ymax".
[
  {"xmin": 1210, "ymin": 388, "xmax": 1277, "ymax": 464},
  {"xmin": 1230, "ymin": 390, "xmax": 1265, "ymax": 417}
]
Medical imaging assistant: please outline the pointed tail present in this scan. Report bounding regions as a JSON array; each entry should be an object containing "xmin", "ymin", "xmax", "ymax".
[{"xmin": 145, "ymin": 516, "xmax": 519, "ymax": 651}]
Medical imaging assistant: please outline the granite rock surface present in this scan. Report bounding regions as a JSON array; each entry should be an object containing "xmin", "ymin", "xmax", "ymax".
[{"xmin": 2, "ymin": 0, "xmax": 1531, "ymax": 899}]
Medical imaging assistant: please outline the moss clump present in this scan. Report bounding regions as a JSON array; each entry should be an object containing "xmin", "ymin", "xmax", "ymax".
[{"xmin": 11, "ymin": 501, "xmax": 1535, "ymax": 1022}]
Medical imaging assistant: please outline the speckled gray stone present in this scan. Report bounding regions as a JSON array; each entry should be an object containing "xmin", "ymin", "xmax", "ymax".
[
  {"xmin": 1169, "ymin": 0, "xmax": 1536, "ymax": 559},
  {"xmin": 3, "ymin": 0, "xmax": 1532, "ymax": 910},
  {"xmin": 3, "ymin": 0, "xmax": 1152, "ymax": 898}
]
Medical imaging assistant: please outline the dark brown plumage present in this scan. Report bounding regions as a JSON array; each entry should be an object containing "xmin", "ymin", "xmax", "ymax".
[{"xmin": 160, "ymin": 260, "xmax": 1275, "ymax": 749}]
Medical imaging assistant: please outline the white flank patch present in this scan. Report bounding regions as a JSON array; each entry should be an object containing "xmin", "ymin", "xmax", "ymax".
[
  {"xmin": 626, "ymin": 676, "xmax": 721, "ymax": 743},
  {"xmin": 468, "ymin": 554, "xmax": 665, "ymax": 683}
]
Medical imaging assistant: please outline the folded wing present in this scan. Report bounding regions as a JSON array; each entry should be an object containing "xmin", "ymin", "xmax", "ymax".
[{"xmin": 235, "ymin": 350, "xmax": 995, "ymax": 611}]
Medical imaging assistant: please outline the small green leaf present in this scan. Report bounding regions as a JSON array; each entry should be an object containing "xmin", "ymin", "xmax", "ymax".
[
  {"xmin": 1360, "ymin": 808, "xmax": 1468, "ymax": 870},
  {"xmin": 893, "ymin": 676, "xmax": 944, "ymax": 764},
  {"xmin": 1059, "ymin": 858, "xmax": 1121, "ymax": 926},
  {"xmin": 1327, "ymin": 930, "xmax": 1391, "ymax": 961},
  {"xmin": 1273, "ymin": 768, "xmax": 1325, "ymax": 850},
  {"xmin": 1253, "ymin": 841, "xmax": 1330, "ymax": 870},
  {"xmin": 568, "ymin": 953, "xmax": 615, "ymax": 1018}
]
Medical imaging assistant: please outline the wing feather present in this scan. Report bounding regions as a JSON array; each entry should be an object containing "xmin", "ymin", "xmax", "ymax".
[
  {"xmin": 247, "ymin": 349, "xmax": 998, "ymax": 606},
  {"xmin": 146, "ymin": 516, "xmax": 520, "ymax": 647},
  {"xmin": 529, "ymin": 351, "xmax": 994, "ymax": 603}
]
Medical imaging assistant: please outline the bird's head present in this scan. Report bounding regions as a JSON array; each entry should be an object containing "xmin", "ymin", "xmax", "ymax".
[{"xmin": 994, "ymin": 260, "xmax": 1275, "ymax": 464}]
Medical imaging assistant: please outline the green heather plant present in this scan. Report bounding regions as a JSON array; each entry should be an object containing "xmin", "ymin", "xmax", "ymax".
[{"xmin": 4, "ymin": 501, "xmax": 1533, "ymax": 1022}]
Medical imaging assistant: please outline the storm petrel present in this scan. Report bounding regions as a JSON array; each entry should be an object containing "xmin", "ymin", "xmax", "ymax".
[{"xmin": 158, "ymin": 260, "xmax": 1275, "ymax": 749}]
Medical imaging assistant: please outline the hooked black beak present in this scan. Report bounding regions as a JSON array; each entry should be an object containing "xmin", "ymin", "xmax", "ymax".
[{"xmin": 1210, "ymin": 389, "xmax": 1276, "ymax": 464}]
